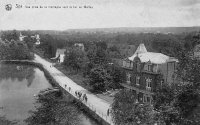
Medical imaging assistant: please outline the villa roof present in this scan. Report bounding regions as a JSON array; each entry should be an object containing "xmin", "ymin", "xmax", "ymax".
[{"xmin": 128, "ymin": 44, "xmax": 178, "ymax": 64}]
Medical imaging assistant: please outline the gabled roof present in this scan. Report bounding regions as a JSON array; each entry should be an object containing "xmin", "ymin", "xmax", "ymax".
[
  {"xmin": 134, "ymin": 43, "xmax": 147, "ymax": 54},
  {"xmin": 128, "ymin": 44, "xmax": 178, "ymax": 64}
]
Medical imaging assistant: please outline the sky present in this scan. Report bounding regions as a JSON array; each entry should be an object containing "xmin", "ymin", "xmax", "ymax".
[{"xmin": 0, "ymin": 0, "xmax": 200, "ymax": 30}]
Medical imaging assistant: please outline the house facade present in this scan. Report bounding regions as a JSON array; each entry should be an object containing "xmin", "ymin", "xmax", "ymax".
[{"xmin": 121, "ymin": 44, "xmax": 178, "ymax": 103}]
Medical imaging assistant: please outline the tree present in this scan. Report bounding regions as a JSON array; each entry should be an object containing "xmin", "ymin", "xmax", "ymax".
[
  {"xmin": 88, "ymin": 66, "xmax": 112, "ymax": 92},
  {"xmin": 153, "ymin": 49, "xmax": 200, "ymax": 125},
  {"xmin": 107, "ymin": 65, "xmax": 123, "ymax": 89},
  {"xmin": 63, "ymin": 47, "xmax": 87, "ymax": 72},
  {"xmin": 111, "ymin": 89, "xmax": 154, "ymax": 125},
  {"xmin": 87, "ymin": 45, "xmax": 109, "ymax": 66},
  {"xmin": 39, "ymin": 34, "xmax": 57, "ymax": 58},
  {"xmin": 1, "ymin": 30, "xmax": 18, "ymax": 41},
  {"xmin": 25, "ymin": 91, "xmax": 79, "ymax": 125},
  {"xmin": 24, "ymin": 35, "xmax": 35, "ymax": 50},
  {"xmin": 0, "ymin": 40, "xmax": 33, "ymax": 60}
]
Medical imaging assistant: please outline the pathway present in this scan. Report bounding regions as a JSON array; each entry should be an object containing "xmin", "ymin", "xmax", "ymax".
[{"xmin": 34, "ymin": 54, "xmax": 114, "ymax": 125}]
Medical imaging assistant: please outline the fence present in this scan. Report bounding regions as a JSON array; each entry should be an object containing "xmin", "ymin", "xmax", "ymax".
[{"xmin": 62, "ymin": 85, "xmax": 114, "ymax": 125}]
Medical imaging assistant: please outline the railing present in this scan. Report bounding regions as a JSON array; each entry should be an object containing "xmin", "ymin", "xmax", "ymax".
[
  {"xmin": 122, "ymin": 65, "xmax": 133, "ymax": 70},
  {"xmin": 146, "ymin": 87, "xmax": 152, "ymax": 91},
  {"xmin": 61, "ymin": 86, "xmax": 114, "ymax": 125}
]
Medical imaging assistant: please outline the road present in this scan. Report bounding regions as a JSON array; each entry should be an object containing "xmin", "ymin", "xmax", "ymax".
[{"xmin": 34, "ymin": 54, "xmax": 114, "ymax": 125}]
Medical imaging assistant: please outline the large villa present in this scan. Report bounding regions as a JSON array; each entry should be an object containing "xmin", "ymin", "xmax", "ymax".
[{"xmin": 121, "ymin": 44, "xmax": 178, "ymax": 103}]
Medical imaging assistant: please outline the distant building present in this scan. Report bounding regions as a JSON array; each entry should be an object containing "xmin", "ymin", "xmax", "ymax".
[
  {"xmin": 121, "ymin": 43, "xmax": 178, "ymax": 104},
  {"xmin": 19, "ymin": 32, "xmax": 26, "ymax": 41},
  {"xmin": 55, "ymin": 49, "xmax": 66, "ymax": 63},
  {"xmin": 74, "ymin": 43, "xmax": 84, "ymax": 51},
  {"xmin": 34, "ymin": 34, "xmax": 40, "ymax": 45},
  {"xmin": 19, "ymin": 32, "xmax": 40, "ymax": 45}
]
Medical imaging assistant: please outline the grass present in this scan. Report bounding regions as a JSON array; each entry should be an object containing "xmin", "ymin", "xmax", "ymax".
[{"xmin": 54, "ymin": 64, "xmax": 93, "ymax": 91}]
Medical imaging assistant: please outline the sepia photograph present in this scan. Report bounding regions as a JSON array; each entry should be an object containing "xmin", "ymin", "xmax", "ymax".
[{"xmin": 0, "ymin": 0, "xmax": 200, "ymax": 125}]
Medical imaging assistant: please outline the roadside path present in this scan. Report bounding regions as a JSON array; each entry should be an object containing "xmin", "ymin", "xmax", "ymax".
[{"xmin": 34, "ymin": 54, "xmax": 114, "ymax": 125}]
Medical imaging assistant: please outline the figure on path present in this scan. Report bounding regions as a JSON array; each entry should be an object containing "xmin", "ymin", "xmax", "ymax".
[
  {"xmin": 83, "ymin": 94, "xmax": 86, "ymax": 101},
  {"xmin": 85, "ymin": 95, "xmax": 88, "ymax": 103},
  {"xmin": 69, "ymin": 87, "xmax": 71, "ymax": 92},
  {"xmin": 107, "ymin": 109, "xmax": 109, "ymax": 116}
]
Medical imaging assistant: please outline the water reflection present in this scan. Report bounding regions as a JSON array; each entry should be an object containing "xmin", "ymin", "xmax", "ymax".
[
  {"xmin": 0, "ymin": 64, "xmax": 35, "ymax": 87},
  {"xmin": 0, "ymin": 64, "xmax": 52, "ymax": 124},
  {"xmin": 0, "ymin": 64, "xmax": 99, "ymax": 125}
]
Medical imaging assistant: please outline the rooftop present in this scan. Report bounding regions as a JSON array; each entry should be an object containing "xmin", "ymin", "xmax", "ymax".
[{"xmin": 128, "ymin": 44, "xmax": 178, "ymax": 64}]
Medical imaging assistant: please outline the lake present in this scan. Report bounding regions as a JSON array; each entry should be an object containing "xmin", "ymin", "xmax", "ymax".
[{"xmin": 0, "ymin": 63, "xmax": 99, "ymax": 125}]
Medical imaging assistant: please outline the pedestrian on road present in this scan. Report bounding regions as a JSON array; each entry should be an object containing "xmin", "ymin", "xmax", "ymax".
[
  {"xmin": 85, "ymin": 95, "xmax": 88, "ymax": 103},
  {"xmin": 83, "ymin": 94, "xmax": 86, "ymax": 101},
  {"xmin": 107, "ymin": 109, "xmax": 109, "ymax": 116},
  {"xmin": 75, "ymin": 91, "xmax": 77, "ymax": 96},
  {"xmin": 69, "ymin": 87, "xmax": 71, "ymax": 92},
  {"xmin": 80, "ymin": 92, "xmax": 82, "ymax": 98},
  {"xmin": 65, "ymin": 84, "xmax": 67, "ymax": 88}
]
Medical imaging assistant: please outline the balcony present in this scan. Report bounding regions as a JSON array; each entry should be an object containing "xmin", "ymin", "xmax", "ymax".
[
  {"xmin": 120, "ymin": 83, "xmax": 154, "ymax": 95},
  {"xmin": 146, "ymin": 87, "xmax": 152, "ymax": 91},
  {"xmin": 122, "ymin": 65, "xmax": 133, "ymax": 70},
  {"xmin": 141, "ymin": 69, "xmax": 159, "ymax": 75}
]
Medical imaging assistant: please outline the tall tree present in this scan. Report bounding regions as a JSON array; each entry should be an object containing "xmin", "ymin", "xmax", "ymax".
[
  {"xmin": 88, "ymin": 66, "xmax": 112, "ymax": 92},
  {"xmin": 111, "ymin": 89, "xmax": 154, "ymax": 125},
  {"xmin": 63, "ymin": 47, "xmax": 87, "ymax": 72}
]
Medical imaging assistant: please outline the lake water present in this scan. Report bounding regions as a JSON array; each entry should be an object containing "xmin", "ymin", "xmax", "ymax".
[{"xmin": 0, "ymin": 63, "xmax": 99, "ymax": 125}]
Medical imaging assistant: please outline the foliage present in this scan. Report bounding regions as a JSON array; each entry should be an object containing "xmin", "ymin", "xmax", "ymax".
[
  {"xmin": 0, "ymin": 40, "xmax": 34, "ymax": 60},
  {"xmin": 87, "ymin": 45, "xmax": 110, "ymax": 66},
  {"xmin": 1, "ymin": 30, "xmax": 18, "ymax": 41},
  {"xmin": 153, "ymin": 49, "xmax": 200, "ymax": 125},
  {"xmin": 63, "ymin": 47, "xmax": 87, "ymax": 72},
  {"xmin": 184, "ymin": 32, "xmax": 200, "ymax": 51},
  {"xmin": 111, "ymin": 89, "xmax": 154, "ymax": 125},
  {"xmin": 23, "ymin": 35, "xmax": 35, "ymax": 50},
  {"xmin": 0, "ymin": 116, "xmax": 18, "ymax": 125},
  {"xmin": 25, "ymin": 91, "xmax": 79, "ymax": 125},
  {"xmin": 39, "ymin": 34, "xmax": 57, "ymax": 58},
  {"xmin": 88, "ymin": 66, "xmax": 112, "ymax": 92},
  {"xmin": 107, "ymin": 64, "xmax": 124, "ymax": 89}
]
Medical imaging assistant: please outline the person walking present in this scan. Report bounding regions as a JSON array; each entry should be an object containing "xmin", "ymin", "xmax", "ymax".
[
  {"xmin": 85, "ymin": 95, "xmax": 88, "ymax": 103},
  {"xmin": 69, "ymin": 87, "xmax": 71, "ymax": 92},
  {"xmin": 83, "ymin": 94, "xmax": 86, "ymax": 101},
  {"xmin": 107, "ymin": 109, "xmax": 110, "ymax": 116}
]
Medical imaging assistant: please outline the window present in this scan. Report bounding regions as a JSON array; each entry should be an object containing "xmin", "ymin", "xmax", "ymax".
[
  {"xmin": 136, "ymin": 62, "xmax": 140, "ymax": 72},
  {"xmin": 147, "ymin": 97, "xmax": 150, "ymax": 103},
  {"xmin": 143, "ymin": 95, "xmax": 146, "ymax": 103},
  {"xmin": 146, "ymin": 78, "xmax": 152, "ymax": 90},
  {"xmin": 126, "ymin": 61, "xmax": 129, "ymax": 67},
  {"xmin": 136, "ymin": 76, "xmax": 140, "ymax": 85},
  {"xmin": 123, "ymin": 60, "xmax": 126, "ymax": 67},
  {"xmin": 130, "ymin": 62, "xmax": 133, "ymax": 68},
  {"xmin": 127, "ymin": 73, "xmax": 131, "ymax": 83},
  {"xmin": 147, "ymin": 64, "xmax": 151, "ymax": 71}
]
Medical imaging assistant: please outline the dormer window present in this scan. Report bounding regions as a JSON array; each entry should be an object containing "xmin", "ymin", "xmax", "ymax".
[{"xmin": 136, "ymin": 62, "xmax": 140, "ymax": 72}]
